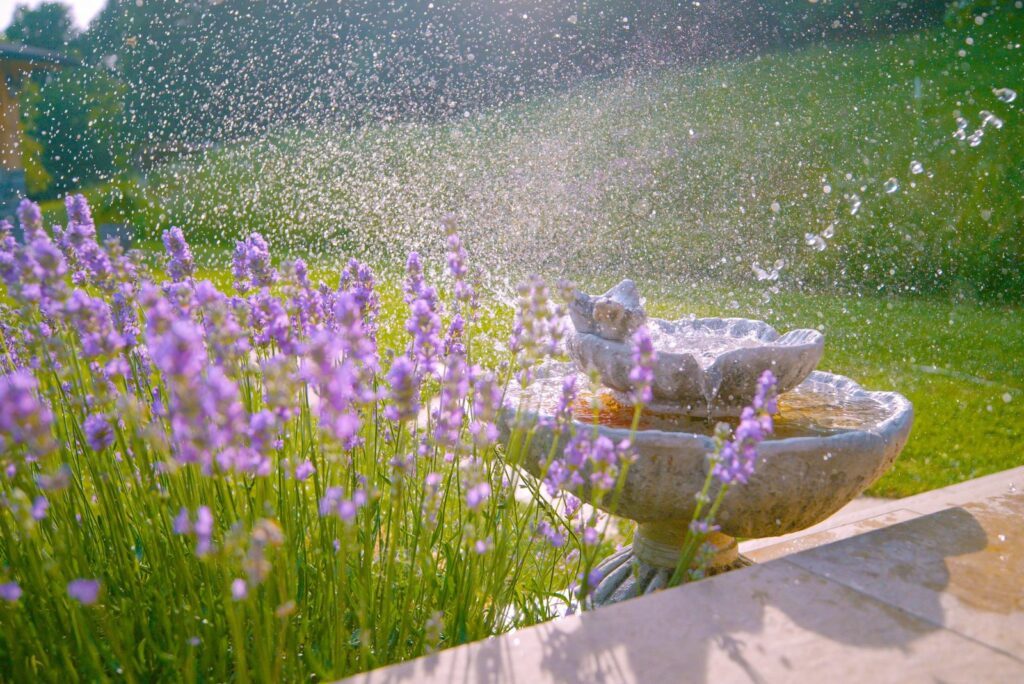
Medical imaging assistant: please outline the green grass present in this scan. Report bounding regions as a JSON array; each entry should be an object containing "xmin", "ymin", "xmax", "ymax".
[
  {"xmin": 37, "ymin": 5, "xmax": 1024, "ymax": 498},
  {"xmin": 117, "ymin": 4, "xmax": 1024, "ymax": 302}
]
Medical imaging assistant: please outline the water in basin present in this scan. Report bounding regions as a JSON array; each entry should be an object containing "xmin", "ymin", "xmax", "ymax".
[
  {"xmin": 648, "ymin": 328, "xmax": 765, "ymax": 369},
  {"xmin": 512, "ymin": 374, "xmax": 892, "ymax": 439}
]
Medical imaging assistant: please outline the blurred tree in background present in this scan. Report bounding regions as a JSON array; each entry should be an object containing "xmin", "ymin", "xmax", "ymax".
[
  {"xmin": 4, "ymin": 1, "xmax": 72, "ymax": 52},
  {"xmin": 4, "ymin": 2, "xmax": 126, "ymax": 197},
  {"xmin": 4, "ymin": 0, "xmax": 949, "ymax": 197}
]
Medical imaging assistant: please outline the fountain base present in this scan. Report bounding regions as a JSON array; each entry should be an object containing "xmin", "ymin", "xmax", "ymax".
[{"xmin": 588, "ymin": 522, "xmax": 752, "ymax": 607}]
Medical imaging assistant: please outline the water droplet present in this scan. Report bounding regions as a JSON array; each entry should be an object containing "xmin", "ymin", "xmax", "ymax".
[
  {"xmin": 968, "ymin": 130, "xmax": 984, "ymax": 147},
  {"xmin": 910, "ymin": 160, "xmax": 924, "ymax": 175},
  {"xmin": 980, "ymin": 110, "xmax": 1004, "ymax": 129},
  {"xmin": 567, "ymin": 14, "xmax": 578, "ymax": 25},
  {"xmin": 993, "ymin": 87, "xmax": 1017, "ymax": 103},
  {"xmin": 822, "ymin": 184, "xmax": 832, "ymax": 194},
  {"xmin": 883, "ymin": 178, "xmax": 899, "ymax": 194},
  {"xmin": 997, "ymin": 534, "xmax": 1007, "ymax": 542},
  {"xmin": 849, "ymin": 195, "xmax": 861, "ymax": 215},
  {"xmin": 1003, "ymin": 392, "xmax": 1013, "ymax": 403},
  {"xmin": 804, "ymin": 233, "xmax": 827, "ymax": 251},
  {"xmin": 727, "ymin": 300, "xmax": 740, "ymax": 310},
  {"xmin": 770, "ymin": 201, "xmax": 781, "ymax": 213}
]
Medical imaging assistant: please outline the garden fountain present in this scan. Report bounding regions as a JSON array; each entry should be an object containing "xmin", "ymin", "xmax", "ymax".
[{"xmin": 504, "ymin": 280, "xmax": 913, "ymax": 605}]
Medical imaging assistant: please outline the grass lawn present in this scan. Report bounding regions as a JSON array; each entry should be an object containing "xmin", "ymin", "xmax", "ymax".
[
  {"xmin": 30, "ymin": 6, "xmax": 1023, "ymax": 499},
  {"xmin": 118, "ymin": 6, "xmax": 1023, "ymax": 303}
]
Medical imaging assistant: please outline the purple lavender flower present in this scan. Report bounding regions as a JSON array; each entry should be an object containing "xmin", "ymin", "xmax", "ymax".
[
  {"xmin": 0, "ymin": 581, "xmax": 21, "ymax": 602},
  {"xmin": 0, "ymin": 371, "xmax": 55, "ymax": 457},
  {"xmin": 31, "ymin": 495, "xmax": 48, "ymax": 521},
  {"xmin": 173, "ymin": 507, "xmax": 192, "ymax": 535},
  {"xmin": 63, "ymin": 290, "xmax": 125, "ymax": 359},
  {"xmin": 334, "ymin": 291, "xmax": 377, "ymax": 370},
  {"xmin": 553, "ymin": 375, "xmax": 578, "ymax": 428},
  {"xmin": 434, "ymin": 354, "xmax": 470, "ymax": 458},
  {"xmin": 688, "ymin": 520, "xmax": 721, "ymax": 534},
  {"xmin": 231, "ymin": 578, "xmax": 248, "ymax": 600},
  {"xmin": 303, "ymin": 331, "xmax": 365, "ymax": 448},
  {"xmin": 629, "ymin": 325, "xmax": 656, "ymax": 404},
  {"xmin": 406, "ymin": 291, "xmax": 442, "ymax": 376},
  {"xmin": 384, "ymin": 355, "xmax": 420, "ymax": 422},
  {"xmin": 469, "ymin": 370, "xmax": 501, "ymax": 447},
  {"xmin": 294, "ymin": 460, "xmax": 315, "ymax": 481},
  {"xmin": 111, "ymin": 285, "xmax": 140, "ymax": 349},
  {"xmin": 194, "ymin": 506, "xmax": 214, "ymax": 556},
  {"xmin": 17, "ymin": 199, "xmax": 43, "ymax": 238},
  {"xmin": 150, "ymin": 318, "xmax": 206, "ymax": 380},
  {"xmin": 443, "ymin": 315, "xmax": 465, "ymax": 357},
  {"xmin": 711, "ymin": 371, "xmax": 777, "ymax": 486},
  {"xmin": 753, "ymin": 369, "xmax": 779, "ymax": 415},
  {"xmin": 319, "ymin": 486, "xmax": 367, "ymax": 522},
  {"xmin": 446, "ymin": 233, "xmax": 474, "ymax": 305},
  {"xmin": 162, "ymin": 227, "xmax": 195, "ymax": 281},
  {"xmin": 537, "ymin": 520, "xmax": 566, "ymax": 548},
  {"xmin": 403, "ymin": 252, "xmax": 425, "ymax": 304},
  {"xmin": 509, "ymin": 276, "xmax": 566, "ymax": 386},
  {"xmin": 65, "ymin": 194, "xmax": 93, "ymax": 227},
  {"xmin": 67, "ymin": 578, "xmax": 100, "ymax": 604},
  {"xmin": 83, "ymin": 414, "xmax": 115, "ymax": 451},
  {"xmin": 339, "ymin": 258, "xmax": 379, "ymax": 328},
  {"xmin": 545, "ymin": 433, "xmax": 631, "ymax": 497},
  {"xmin": 249, "ymin": 290, "xmax": 293, "ymax": 352},
  {"xmin": 232, "ymin": 242, "xmax": 249, "ymax": 293},
  {"xmin": 292, "ymin": 258, "xmax": 309, "ymax": 287},
  {"xmin": 465, "ymin": 481, "xmax": 491, "ymax": 510}
]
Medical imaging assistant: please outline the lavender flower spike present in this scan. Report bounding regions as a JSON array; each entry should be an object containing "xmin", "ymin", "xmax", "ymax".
[
  {"xmin": 629, "ymin": 325, "xmax": 656, "ymax": 404},
  {"xmin": 162, "ymin": 227, "xmax": 195, "ymax": 281},
  {"xmin": 67, "ymin": 579, "xmax": 100, "ymax": 605},
  {"xmin": 711, "ymin": 370, "xmax": 777, "ymax": 486}
]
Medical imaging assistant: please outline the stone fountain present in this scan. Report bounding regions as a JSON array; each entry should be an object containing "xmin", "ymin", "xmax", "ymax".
[{"xmin": 503, "ymin": 280, "xmax": 913, "ymax": 605}]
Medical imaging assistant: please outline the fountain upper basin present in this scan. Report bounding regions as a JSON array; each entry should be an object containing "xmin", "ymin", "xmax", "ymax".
[
  {"xmin": 502, "ymin": 362, "xmax": 912, "ymax": 539},
  {"xmin": 567, "ymin": 316, "xmax": 824, "ymax": 417}
]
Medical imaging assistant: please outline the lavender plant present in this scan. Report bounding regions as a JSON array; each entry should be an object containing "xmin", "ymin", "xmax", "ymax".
[
  {"xmin": 0, "ymin": 196, "xmax": 631, "ymax": 680},
  {"xmin": 0, "ymin": 195, "xmax": 772, "ymax": 679}
]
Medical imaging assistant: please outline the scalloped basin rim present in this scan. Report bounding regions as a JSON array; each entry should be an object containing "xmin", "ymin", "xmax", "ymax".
[
  {"xmin": 508, "ymin": 368, "xmax": 910, "ymax": 447},
  {"xmin": 501, "ymin": 362, "xmax": 914, "ymax": 538},
  {"xmin": 566, "ymin": 316, "xmax": 826, "ymax": 412}
]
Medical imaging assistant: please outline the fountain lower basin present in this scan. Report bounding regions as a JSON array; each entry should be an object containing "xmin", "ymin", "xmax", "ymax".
[
  {"xmin": 567, "ymin": 317, "xmax": 824, "ymax": 416},
  {"xmin": 501, "ymin": 361, "xmax": 912, "ymax": 602},
  {"xmin": 506, "ymin": 362, "xmax": 912, "ymax": 538}
]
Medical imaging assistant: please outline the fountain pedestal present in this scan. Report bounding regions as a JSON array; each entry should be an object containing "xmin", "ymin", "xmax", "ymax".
[
  {"xmin": 589, "ymin": 522, "xmax": 750, "ymax": 605},
  {"xmin": 634, "ymin": 522, "xmax": 739, "ymax": 571}
]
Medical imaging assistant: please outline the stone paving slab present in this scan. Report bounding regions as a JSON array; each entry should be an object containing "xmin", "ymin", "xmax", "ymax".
[
  {"xmin": 343, "ymin": 468, "xmax": 1024, "ymax": 683},
  {"xmin": 744, "ymin": 508, "xmax": 920, "ymax": 563},
  {"xmin": 784, "ymin": 492, "xmax": 1024, "ymax": 660},
  {"xmin": 346, "ymin": 561, "xmax": 1023, "ymax": 683},
  {"xmin": 741, "ymin": 466, "xmax": 1024, "ymax": 559}
]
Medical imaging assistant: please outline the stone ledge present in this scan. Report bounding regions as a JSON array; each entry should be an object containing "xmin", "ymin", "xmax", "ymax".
[{"xmin": 342, "ymin": 467, "xmax": 1024, "ymax": 683}]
